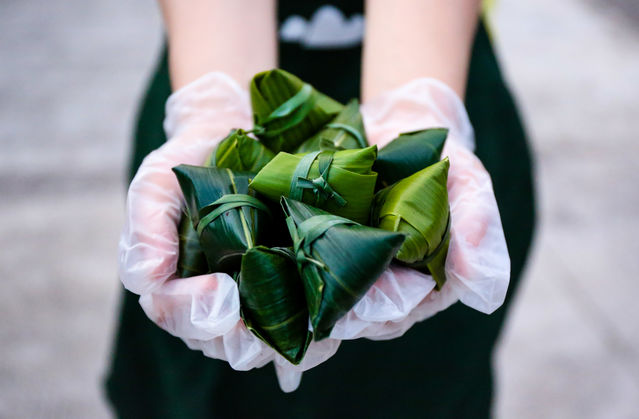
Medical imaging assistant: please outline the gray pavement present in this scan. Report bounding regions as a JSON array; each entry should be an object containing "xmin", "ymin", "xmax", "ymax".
[
  {"xmin": 491, "ymin": 0, "xmax": 639, "ymax": 417},
  {"xmin": 0, "ymin": 0, "xmax": 637, "ymax": 418}
]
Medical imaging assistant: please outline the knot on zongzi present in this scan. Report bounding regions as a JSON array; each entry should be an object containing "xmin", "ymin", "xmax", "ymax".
[
  {"xmin": 282, "ymin": 197, "xmax": 404, "ymax": 340},
  {"xmin": 372, "ymin": 158, "xmax": 451, "ymax": 289},
  {"xmin": 292, "ymin": 151, "xmax": 346, "ymax": 208},
  {"xmin": 374, "ymin": 128, "xmax": 448, "ymax": 188},
  {"xmin": 239, "ymin": 246, "xmax": 312, "ymax": 364},
  {"xmin": 173, "ymin": 165, "xmax": 270, "ymax": 274},
  {"xmin": 250, "ymin": 146, "xmax": 378, "ymax": 224},
  {"xmin": 250, "ymin": 69, "xmax": 343, "ymax": 152},
  {"xmin": 295, "ymin": 99, "xmax": 368, "ymax": 153},
  {"xmin": 212, "ymin": 129, "xmax": 276, "ymax": 173}
]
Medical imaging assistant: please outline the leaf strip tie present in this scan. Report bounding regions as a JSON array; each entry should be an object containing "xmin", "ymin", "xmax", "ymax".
[
  {"xmin": 318, "ymin": 137, "xmax": 346, "ymax": 151},
  {"xmin": 325, "ymin": 122, "xmax": 367, "ymax": 148},
  {"xmin": 252, "ymin": 84, "xmax": 317, "ymax": 138},
  {"xmin": 290, "ymin": 151, "xmax": 321, "ymax": 201},
  {"xmin": 286, "ymin": 214, "xmax": 356, "ymax": 270},
  {"xmin": 296, "ymin": 214, "xmax": 356, "ymax": 252},
  {"xmin": 290, "ymin": 151, "xmax": 347, "ymax": 207},
  {"xmin": 196, "ymin": 194, "xmax": 270, "ymax": 236},
  {"xmin": 286, "ymin": 216, "xmax": 326, "ymax": 270},
  {"xmin": 407, "ymin": 213, "xmax": 451, "ymax": 269}
]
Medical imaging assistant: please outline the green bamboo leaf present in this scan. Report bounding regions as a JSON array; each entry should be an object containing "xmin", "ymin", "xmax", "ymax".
[
  {"xmin": 174, "ymin": 129, "xmax": 277, "ymax": 278},
  {"xmin": 250, "ymin": 69, "xmax": 343, "ymax": 152},
  {"xmin": 374, "ymin": 128, "xmax": 448, "ymax": 188},
  {"xmin": 213, "ymin": 129, "xmax": 276, "ymax": 172},
  {"xmin": 282, "ymin": 197, "xmax": 404, "ymax": 340},
  {"xmin": 294, "ymin": 99, "xmax": 368, "ymax": 153},
  {"xmin": 172, "ymin": 165, "xmax": 270, "ymax": 274},
  {"xmin": 249, "ymin": 146, "xmax": 378, "ymax": 224},
  {"xmin": 175, "ymin": 146, "xmax": 218, "ymax": 278},
  {"xmin": 176, "ymin": 216, "xmax": 209, "ymax": 277},
  {"xmin": 371, "ymin": 158, "xmax": 450, "ymax": 289},
  {"xmin": 239, "ymin": 246, "xmax": 312, "ymax": 364}
]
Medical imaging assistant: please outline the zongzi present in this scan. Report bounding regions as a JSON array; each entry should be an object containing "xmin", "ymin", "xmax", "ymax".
[
  {"xmin": 374, "ymin": 128, "xmax": 448, "ymax": 188},
  {"xmin": 294, "ymin": 99, "xmax": 367, "ymax": 153},
  {"xmin": 371, "ymin": 158, "xmax": 450, "ymax": 289},
  {"xmin": 176, "ymin": 216, "xmax": 209, "ymax": 277},
  {"xmin": 250, "ymin": 69, "xmax": 343, "ymax": 152},
  {"xmin": 239, "ymin": 246, "xmax": 312, "ymax": 364},
  {"xmin": 173, "ymin": 165, "xmax": 271, "ymax": 274},
  {"xmin": 212, "ymin": 129, "xmax": 276, "ymax": 172},
  {"xmin": 249, "ymin": 146, "xmax": 378, "ymax": 224},
  {"xmin": 282, "ymin": 197, "xmax": 404, "ymax": 340}
]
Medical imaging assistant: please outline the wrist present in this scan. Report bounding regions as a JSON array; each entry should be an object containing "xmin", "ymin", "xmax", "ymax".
[
  {"xmin": 164, "ymin": 71, "xmax": 253, "ymax": 140},
  {"xmin": 361, "ymin": 77, "xmax": 475, "ymax": 151}
]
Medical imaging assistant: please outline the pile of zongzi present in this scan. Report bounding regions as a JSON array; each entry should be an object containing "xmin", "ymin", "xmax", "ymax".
[{"xmin": 171, "ymin": 69, "xmax": 452, "ymax": 364}]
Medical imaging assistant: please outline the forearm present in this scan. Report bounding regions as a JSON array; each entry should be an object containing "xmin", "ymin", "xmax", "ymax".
[
  {"xmin": 362, "ymin": 0, "xmax": 481, "ymax": 101},
  {"xmin": 158, "ymin": 0, "xmax": 277, "ymax": 90}
]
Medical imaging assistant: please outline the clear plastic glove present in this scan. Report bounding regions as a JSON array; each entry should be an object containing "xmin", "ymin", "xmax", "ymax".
[
  {"xmin": 276, "ymin": 79, "xmax": 510, "ymax": 377},
  {"xmin": 118, "ymin": 73, "xmax": 509, "ymax": 393},
  {"xmin": 322, "ymin": 78, "xmax": 511, "ymax": 343},
  {"xmin": 118, "ymin": 72, "xmax": 339, "ymax": 392}
]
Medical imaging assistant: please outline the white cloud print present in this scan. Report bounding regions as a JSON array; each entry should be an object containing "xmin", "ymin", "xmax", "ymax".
[{"xmin": 280, "ymin": 5, "xmax": 364, "ymax": 49}]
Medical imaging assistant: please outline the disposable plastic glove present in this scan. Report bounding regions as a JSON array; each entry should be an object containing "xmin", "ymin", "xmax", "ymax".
[
  {"xmin": 323, "ymin": 78, "xmax": 510, "ymax": 342},
  {"xmin": 118, "ymin": 73, "xmax": 509, "ymax": 393},
  {"xmin": 271, "ymin": 79, "xmax": 510, "ymax": 385},
  {"xmin": 118, "ymin": 72, "xmax": 339, "ymax": 392}
]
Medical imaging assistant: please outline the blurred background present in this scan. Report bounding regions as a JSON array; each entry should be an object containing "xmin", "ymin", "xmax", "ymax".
[{"xmin": 1, "ymin": 0, "xmax": 637, "ymax": 417}]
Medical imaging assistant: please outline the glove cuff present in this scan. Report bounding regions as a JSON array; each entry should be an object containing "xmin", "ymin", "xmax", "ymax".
[
  {"xmin": 164, "ymin": 72, "xmax": 252, "ymax": 139},
  {"xmin": 361, "ymin": 78, "xmax": 475, "ymax": 151}
]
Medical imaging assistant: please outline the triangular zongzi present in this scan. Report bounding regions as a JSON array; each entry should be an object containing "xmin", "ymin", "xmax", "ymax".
[
  {"xmin": 294, "ymin": 99, "xmax": 367, "ymax": 153},
  {"xmin": 239, "ymin": 246, "xmax": 312, "ymax": 364},
  {"xmin": 173, "ymin": 165, "xmax": 271, "ymax": 274},
  {"xmin": 250, "ymin": 69, "xmax": 343, "ymax": 152},
  {"xmin": 212, "ymin": 129, "xmax": 276, "ymax": 172},
  {"xmin": 374, "ymin": 128, "xmax": 447, "ymax": 188},
  {"xmin": 282, "ymin": 197, "xmax": 404, "ymax": 340},
  {"xmin": 250, "ymin": 146, "xmax": 378, "ymax": 224},
  {"xmin": 371, "ymin": 158, "xmax": 450, "ymax": 289}
]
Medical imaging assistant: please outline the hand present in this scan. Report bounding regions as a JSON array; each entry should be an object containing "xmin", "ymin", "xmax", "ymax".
[
  {"xmin": 325, "ymin": 78, "xmax": 510, "ymax": 341},
  {"xmin": 118, "ymin": 72, "xmax": 340, "ymax": 392},
  {"xmin": 275, "ymin": 78, "xmax": 510, "ymax": 383},
  {"xmin": 118, "ymin": 72, "xmax": 275, "ymax": 371},
  {"xmin": 118, "ymin": 73, "xmax": 509, "ymax": 392}
]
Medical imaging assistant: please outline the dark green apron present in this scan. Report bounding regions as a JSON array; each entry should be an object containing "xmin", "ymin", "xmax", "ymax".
[{"xmin": 105, "ymin": 3, "xmax": 535, "ymax": 417}]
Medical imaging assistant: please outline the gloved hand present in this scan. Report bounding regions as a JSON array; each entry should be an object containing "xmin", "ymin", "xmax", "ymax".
[
  {"xmin": 118, "ymin": 72, "xmax": 340, "ymax": 392},
  {"xmin": 322, "ymin": 78, "xmax": 510, "ymax": 342},
  {"xmin": 118, "ymin": 73, "xmax": 509, "ymax": 393},
  {"xmin": 271, "ymin": 79, "xmax": 510, "ymax": 383}
]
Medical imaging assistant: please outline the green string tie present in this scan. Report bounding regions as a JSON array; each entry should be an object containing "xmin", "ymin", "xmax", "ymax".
[
  {"xmin": 407, "ymin": 212, "xmax": 452, "ymax": 269},
  {"xmin": 252, "ymin": 84, "xmax": 317, "ymax": 138},
  {"xmin": 289, "ymin": 151, "xmax": 347, "ymax": 207},
  {"xmin": 285, "ymin": 214, "xmax": 355, "ymax": 270},
  {"xmin": 196, "ymin": 194, "xmax": 271, "ymax": 236},
  {"xmin": 325, "ymin": 122, "xmax": 367, "ymax": 148}
]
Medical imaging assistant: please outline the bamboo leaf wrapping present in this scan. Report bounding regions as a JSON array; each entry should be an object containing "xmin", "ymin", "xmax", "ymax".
[
  {"xmin": 371, "ymin": 158, "xmax": 450, "ymax": 289},
  {"xmin": 175, "ymin": 145, "xmax": 217, "ymax": 278},
  {"xmin": 250, "ymin": 69, "xmax": 343, "ymax": 152},
  {"xmin": 249, "ymin": 146, "xmax": 378, "ymax": 224},
  {"xmin": 167, "ymin": 70, "xmax": 463, "ymax": 368},
  {"xmin": 213, "ymin": 129, "xmax": 276, "ymax": 172},
  {"xmin": 173, "ymin": 165, "xmax": 270, "ymax": 274},
  {"xmin": 374, "ymin": 128, "xmax": 448, "ymax": 188},
  {"xmin": 176, "ymin": 216, "xmax": 209, "ymax": 277},
  {"xmin": 239, "ymin": 246, "xmax": 312, "ymax": 364},
  {"xmin": 294, "ymin": 99, "xmax": 368, "ymax": 153},
  {"xmin": 282, "ymin": 197, "xmax": 404, "ymax": 340}
]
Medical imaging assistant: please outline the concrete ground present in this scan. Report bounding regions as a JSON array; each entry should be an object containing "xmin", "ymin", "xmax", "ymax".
[{"xmin": 0, "ymin": 0, "xmax": 637, "ymax": 417}]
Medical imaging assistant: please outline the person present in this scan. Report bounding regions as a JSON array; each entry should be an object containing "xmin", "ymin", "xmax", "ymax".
[{"xmin": 106, "ymin": 1, "xmax": 535, "ymax": 417}]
